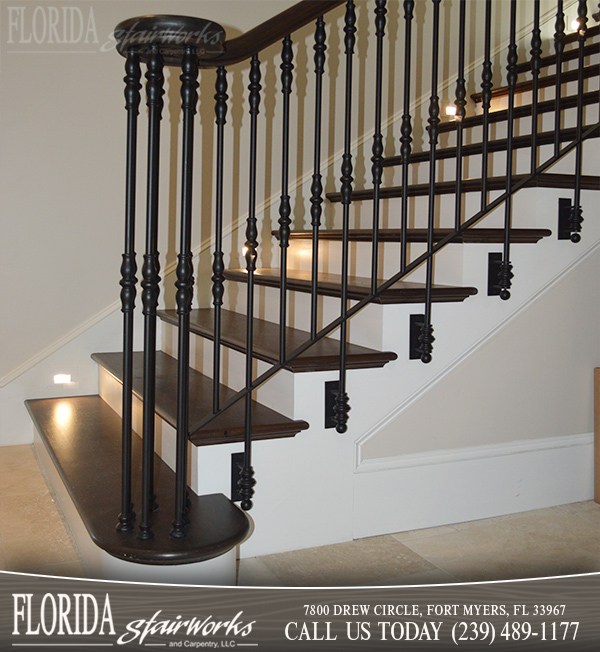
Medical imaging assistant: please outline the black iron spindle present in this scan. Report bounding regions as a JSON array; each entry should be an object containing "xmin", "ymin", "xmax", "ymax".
[
  {"xmin": 310, "ymin": 17, "xmax": 326, "ymax": 340},
  {"xmin": 117, "ymin": 47, "xmax": 141, "ymax": 534},
  {"xmin": 454, "ymin": 0, "xmax": 467, "ymax": 232},
  {"xmin": 139, "ymin": 43, "xmax": 164, "ymax": 541},
  {"xmin": 570, "ymin": 0, "xmax": 588, "ymax": 243},
  {"xmin": 554, "ymin": 0, "xmax": 565, "ymax": 156},
  {"xmin": 480, "ymin": 0, "xmax": 493, "ymax": 211},
  {"xmin": 420, "ymin": 0, "xmax": 441, "ymax": 364},
  {"xmin": 499, "ymin": 0, "xmax": 518, "ymax": 302},
  {"xmin": 530, "ymin": 0, "xmax": 542, "ymax": 172},
  {"xmin": 400, "ymin": 0, "xmax": 414, "ymax": 272},
  {"xmin": 370, "ymin": 0, "xmax": 387, "ymax": 294},
  {"xmin": 334, "ymin": 0, "xmax": 356, "ymax": 434},
  {"xmin": 278, "ymin": 36, "xmax": 294, "ymax": 364},
  {"xmin": 212, "ymin": 67, "xmax": 228, "ymax": 413},
  {"xmin": 240, "ymin": 54, "xmax": 261, "ymax": 511},
  {"xmin": 171, "ymin": 46, "xmax": 199, "ymax": 540}
]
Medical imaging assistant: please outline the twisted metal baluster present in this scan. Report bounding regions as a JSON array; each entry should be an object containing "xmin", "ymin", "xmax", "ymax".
[
  {"xmin": 480, "ymin": 0, "xmax": 493, "ymax": 211},
  {"xmin": 554, "ymin": 1, "xmax": 565, "ymax": 156},
  {"xmin": 212, "ymin": 66, "xmax": 228, "ymax": 413},
  {"xmin": 240, "ymin": 54, "xmax": 261, "ymax": 511},
  {"xmin": 278, "ymin": 36, "xmax": 294, "ymax": 363},
  {"xmin": 454, "ymin": 0, "xmax": 467, "ymax": 232},
  {"xmin": 420, "ymin": 0, "xmax": 441, "ymax": 364},
  {"xmin": 400, "ymin": 0, "xmax": 414, "ymax": 272},
  {"xmin": 570, "ymin": 0, "xmax": 588, "ymax": 243},
  {"xmin": 530, "ymin": 0, "xmax": 542, "ymax": 172},
  {"xmin": 499, "ymin": 0, "xmax": 518, "ymax": 302},
  {"xmin": 335, "ymin": 0, "xmax": 356, "ymax": 434},
  {"xmin": 138, "ymin": 43, "xmax": 164, "ymax": 542},
  {"xmin": 171, "ymin": 46, "xmax": 199, "ymax": 540},
  {"xmin": 117, "ymin": 47, "xmax": 141, "ymax": 534},
  {"xmin": 310, "ymin": 17, "xmax": 327, "ymax": 340},
  {"xmin": 370, "ymin": 0, "xmax": 387, "ymax": 294}
]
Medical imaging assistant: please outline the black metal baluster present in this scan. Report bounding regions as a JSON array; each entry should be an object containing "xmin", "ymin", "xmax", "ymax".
[
  {"xmin": 171, "ymin": 46, "xmax": 199, "ymax": 540},
  {"xmin": 278, "ymin": 36, "xmax": 294, "ymax": 363},
  {"xmin": 454, "ymin": 0, "xmax": 467, "ymax": 232},
  {"xmin": 310, "ymin": 17, "xmax": 327, "ymax": 340},
  {"xmin": 530, "ymin": 0, "xmax": 542, "ymax": 172},
  {"xmin": 554, "ymin": 0, "xmax": 565, "ymax": 156},
  {"xmin": 335, "ymin": 0, "xmax": 356, "ymax": 434},
  {"xmin": 240, "ymin": 54, "xmax": 261, "ymax": 511},
  {"xmin": 480, "ymin": 0, "xmax": 493, "ymax": 211},
  {"xmin": 212, "ymin": 66, "xmax": 228, "ymax": 413},
  {"xmin": 400, "ymin": 0, "xmax": 414, "ymax": 272},
  {"xmin": 117, "ymin": 47, "xmax": 141, "ymax": 534},
  {"xmin": 499, "ymin": 0, "xmax": 518, "ymax": 302},
  {"xmin": 139, "ymin": 43, "xmax": 164, "ymax": 541},
  {"xmin": 570, "ymin": 0, "xmax": 588, "ymax": 243},
  {"xmin": 370, "ymin": 0, "xmax": 387, "ymax": 293},
  {"xmin": 420, "ymin": 0, "xmax": 441, "ymax": 364}
]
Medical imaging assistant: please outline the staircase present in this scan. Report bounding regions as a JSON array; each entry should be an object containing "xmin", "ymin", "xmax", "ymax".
[{"xmin": 26, "ymin": 0, "xmax": 600, "ymax": 581}]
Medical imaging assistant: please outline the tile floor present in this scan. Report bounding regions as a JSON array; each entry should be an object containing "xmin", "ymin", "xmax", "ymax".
[{"xmin": 1, "ymin": 445, "xmax": 599, "ymax": 586}]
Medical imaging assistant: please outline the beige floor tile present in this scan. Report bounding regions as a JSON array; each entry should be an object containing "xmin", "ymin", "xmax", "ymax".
[
  {"xmin": 366, "ymin": 568, "xmax": 458, "ymax": 586},
  {"xmin": 392, "ymin": 524, "xmax": 460, "ymax": 542},
  {"xmin": 237, "ymin": 558, "xmax": 285, "ymax": 587},
  {"xmin": 0, "ymin": 493, "xmax": 80, "ymax": 571},
  {"xmin": 0, "ymin": 445, "xmax": 49, "ymax": 498},
  {"xmin": 16, "ymin": 560, "xmax": 86, "ymax": 579},
  {"xmin": 259, "ymin": 535, "xmax": 436, "ymax": 587},
  {"xmin": 558, "ymin": 500, "xmax": 599, "ymax": 514},
  {"xmin": 401, "ymin": 509, "xmax": 600, "ymax": 582}
]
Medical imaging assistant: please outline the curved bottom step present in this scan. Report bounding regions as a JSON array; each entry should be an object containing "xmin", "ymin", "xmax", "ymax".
[{"xmin": 26, "ymin": 395, "xmax": 250, "ymax": 565}]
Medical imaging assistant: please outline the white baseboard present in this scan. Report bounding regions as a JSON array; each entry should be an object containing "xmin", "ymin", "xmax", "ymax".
[{"xmin": 353, "ymin": 432, "xmax": 594, "ymax": 540}]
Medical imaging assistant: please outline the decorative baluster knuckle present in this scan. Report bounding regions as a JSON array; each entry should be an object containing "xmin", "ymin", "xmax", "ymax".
[
  {"xmin": 400, "ymin": 115, "xmax": 413, "ymax": 163},
  {"xmin": 212, "ymin": 252, "xmax": 225, "ymax": 306},
  {"xmin": 577, "ymin": 0, "xmax": 588, "ymax": 37},
  {"xmin": 310, "ymin": 174, "xmax": 323, "ymax": 227},
  {"xmin": 555, "ymin": 5, "xmax": 565, "ymax": 54},
  {"xmin": 141, "ymin": 253, "xmax": 161, "ymax": 315},
  {"xmin": 427, "ymin": 94, "xmax": 440, "ymax": 146},
  {"xmin": 498, "ymin": 260, "xmax": 514, "ymax": 301},
  {"xmin": 175, "ymin": 253, "xmax": 194, "ymax": 316},
  {"xmin": 214, "ymin": 66, "xmax": 228, "ymax": 126},
  {"xmin": 146, "ymin": 44, "xmax": 164, "ymax": 116},
  {"xmin": 248, "ymin": 55, "xmax": 262, "ymax": 116},
  {"xmin": 375, "ymin": 0, "xmax": 387, "ymax": 37},
  {"xmin": 419, "ymin": 324, "xmax": 435, "ymax": 364},
  {"xmin": 340, "ymin": 153, "xmax": 354, "ymax": 205},
  {"xmin": 334, "ymin": 391, "xmax": 351, "ymax": 434},
  {"xmin": 124, "ymin": 49, "xmax": 141, "ymax": 114},
  {"xmin": 569, "ymin": 205, "xmax": 583, "ymax": 242},
  {"xmin": 314, "ymin": 16, "xmax": 327, "ymax": 73},
  {"xmin": 280, "ymin": 35, "xmax": 294, "ymax": 95},
  {"xmin": 530, "ymin": 27, "xmax": 542, "ymax": 76},
  {"xmin": 238, "ymin": 465, "xmax": 256, "ymax": 511},
  {"xmin": 344, "ymin": 0, "xmax": 357, "ymax": 54},
  {"xmin": 119, "ymin": 253, "xmax": 137, "ymax": 313},
  {"xmin": 507, "ymin": 41, "xmax": 518, "ymax": 88},
  {"xmin": 454, "ymin": 78, "xmax": 466, "ymax": 121},
  {"xmin": 404, "ymin": 0, "xmax": 415, "ymax": 20},
  {"xmin": 180, "ymin": 46, "xmax": 199, "ymax": 114},
  {"xmin": 371, "ymin": 133, "xmax": 384, "ymax": 186}
]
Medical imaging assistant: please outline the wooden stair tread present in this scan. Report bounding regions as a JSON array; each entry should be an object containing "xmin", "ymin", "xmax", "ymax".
[
  {"xmin": 158, "ymin": 308, "xmax": 397, "ymax": 372},
  {"xmin": 224, "ymin": 268, "xmax": 478, "ymax": 304},
  {"xmin": 515, "ymin": 41, "xmax": 599, "ymax": 74},
  {"xmin": 383, "ymin": 124, "xmax": 600, "ymax": 167},
  {"xmin": 471, "ymin": 63, "xmax": 599, "ymax": 103},
  {"xmin": 438, "ymin": 90, "xmax": 598, "ymax": 134},
  {"xmin": 283, "ymin": 228, "xmax": 552, "ymax": 244},
  {"xmin": 92, "ymin": 351, "xmax": 308, "ymax": 445},
  {"xmin": 25, "ymin": 395, "xmax": 250, "ymax": 565},
  {"xmin": 326, "ymin": 173, "xmax": 600, "ymax": 203}
]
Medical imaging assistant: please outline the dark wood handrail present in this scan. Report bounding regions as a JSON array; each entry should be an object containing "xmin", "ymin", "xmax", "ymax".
[{"xmin": 199, "ymin": 0, "xmax": 345, "ymax": 67}]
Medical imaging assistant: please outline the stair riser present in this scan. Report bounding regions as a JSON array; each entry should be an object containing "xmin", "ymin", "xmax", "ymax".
[
  {"xmin": 221, "ymin": 281, "xmax": 386, "ymax": 351},
  {"xmin": 97, "ymin": 367, "xmax": 202, "ymax": 494},
  {"xmin": 160, "ymin": 320, "xmax": 296, "ymax": 416}
]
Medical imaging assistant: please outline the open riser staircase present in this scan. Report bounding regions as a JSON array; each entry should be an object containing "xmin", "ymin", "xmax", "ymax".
[{"xmin": 26, "ymin": 0, "xmax": 600, "ymax": 581}]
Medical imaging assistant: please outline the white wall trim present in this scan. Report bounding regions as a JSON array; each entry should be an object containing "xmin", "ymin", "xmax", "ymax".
[
  {"xmin": 355, "ymin": 431, "xmax": 593, "ymax": 474},
  {"xmin": 355, "ymin": 238, "xmax": 600, "ymax": 468}
]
